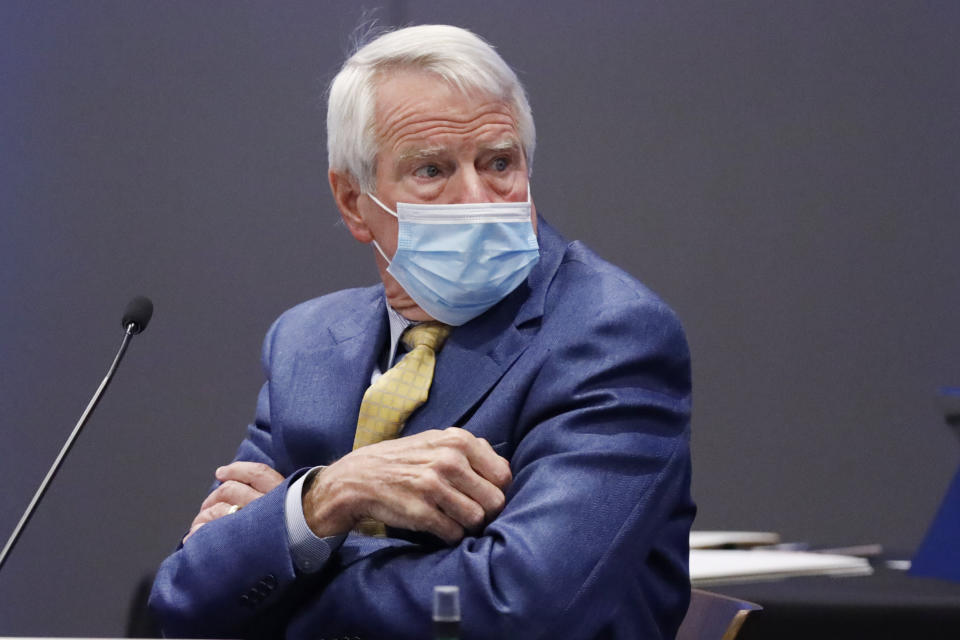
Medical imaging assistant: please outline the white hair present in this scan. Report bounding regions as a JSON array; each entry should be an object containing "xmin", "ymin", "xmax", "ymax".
[{"xmin": 327, "ymin": 24, "xmax": 536, "ymax": 192}]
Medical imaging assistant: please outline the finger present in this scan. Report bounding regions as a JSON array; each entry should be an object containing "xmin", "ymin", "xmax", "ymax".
[
  {"xmin": 431, "ymin": 479, "xmax": 491, "ymax": 533},
  {"xmin": 445, "ymin": 469, "xmax": 506, "ymax": 525},
  {"xmin": 182, "ymin": 522, "xmax": 204, "ymax": 542},
  {"xmin": 424, "ymin": 447, "xmax": 504, "ymax": 526},
  {"xmin": 368, "ymin": 490, "xmax": 465, "ymax": 545},
  {"xmin": 393, "ymin": 463, "xmax": 489, "ymax": 535},
  {"xmin": 191, "ymin": 501, "xmax": 237, "ymax": 528},
  {"xmin": 185, "ymin": 501, "xmax": 236, "ymax": 542},
  {"xmin": 440, "ymin": 428, "xmax": 512, "ymax": 489},
  {"xmin": 215, "ymin": 461, "xmax": 284, "ymax": 494},
  {"xmin": 412, "ymin": 505, "xmax": 464, "ymax": 545},
  {"xmin": 199, "ymin": 479, "xmax": 263, "ymax": 511}
]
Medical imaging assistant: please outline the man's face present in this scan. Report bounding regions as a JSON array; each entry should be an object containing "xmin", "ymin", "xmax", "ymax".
[{"xmin": 334, "ymin": 70, "xmax": 534, "ymax": 321}]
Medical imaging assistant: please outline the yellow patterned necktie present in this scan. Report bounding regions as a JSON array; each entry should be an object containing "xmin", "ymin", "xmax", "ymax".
[{"xmin": 353, "ymin": 321, "xmax": 452, "ymax": 535}]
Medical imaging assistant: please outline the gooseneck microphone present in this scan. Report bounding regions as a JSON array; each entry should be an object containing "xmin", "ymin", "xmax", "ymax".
[
  {"xmin": 0, "ymin": 296, "xmax": 154, "ymax": 572},
  {"xmin": 122, "ymin": 295, "xmax": 154, "ymax": 335}
]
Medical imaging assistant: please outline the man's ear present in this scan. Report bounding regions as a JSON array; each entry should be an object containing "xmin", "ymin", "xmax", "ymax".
[{"xmin": 329, "ymin": 170, "xmax": 372, "ymax": 243}]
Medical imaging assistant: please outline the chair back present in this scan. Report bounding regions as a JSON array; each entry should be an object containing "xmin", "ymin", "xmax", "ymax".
[{"xmin": 675, "ymin": 588, "xmax": 761, "ymax": 640}]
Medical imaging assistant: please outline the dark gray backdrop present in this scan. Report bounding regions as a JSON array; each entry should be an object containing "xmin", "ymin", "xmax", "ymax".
[{"xmin": 1, "ymin": 1, "xmax": 957, "ymax": 635}]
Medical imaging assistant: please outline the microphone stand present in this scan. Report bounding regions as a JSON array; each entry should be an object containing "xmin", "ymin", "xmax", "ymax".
[{"xmin": 0, "ymin": 323, "xmax": 139, "ymax": 572}]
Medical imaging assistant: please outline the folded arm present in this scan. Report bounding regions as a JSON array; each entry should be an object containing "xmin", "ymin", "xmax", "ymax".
[
  {"xmin": 288, "ymin": 300, "xmax": 694, "ymax": 639},
  {"xmin": 151, "ymin": 295, "xmax": 694, "ymax": 639}
]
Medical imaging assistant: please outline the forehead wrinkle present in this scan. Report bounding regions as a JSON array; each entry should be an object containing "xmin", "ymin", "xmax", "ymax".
[
  {"xmin": 378, "ymin": 89, "xmax": 509, "ymax": 128},
  {"xmin": 377, "ymin": 97, "xmax": 517, "ymax": 151},
  {"xmin": 389, "ymin": 119, "xmax": 520, "ymax": 159},
  {"xmin": 382, "ymin": 109, "xmax": 516, "ymax": 146},
  {"xmin": 394, "ymin": 129, "xmax": 521, "ymax": 167}
]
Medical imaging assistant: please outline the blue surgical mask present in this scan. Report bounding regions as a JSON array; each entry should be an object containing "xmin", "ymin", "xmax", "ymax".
[{"xmin": 366, "ymin": 191, "xmax": 540, "ymax": 326}]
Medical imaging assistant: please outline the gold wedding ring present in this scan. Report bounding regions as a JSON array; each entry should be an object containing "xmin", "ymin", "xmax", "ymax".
[{"xmin": 227, "ymin": 504, "xmax": 241, "ymax": 515}]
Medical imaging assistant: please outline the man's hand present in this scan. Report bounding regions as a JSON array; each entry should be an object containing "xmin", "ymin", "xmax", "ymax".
[
  {"xmin": 304, "ymin": 428, "xmax": 512, "ymax": 545},
  {"xmin": 183, "ymin": 461, "xmax": 284, "ymax": 542}
]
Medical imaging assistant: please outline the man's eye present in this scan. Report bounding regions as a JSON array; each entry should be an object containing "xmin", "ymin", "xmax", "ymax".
[
  {"xmin": 491, "ymin": 157, "xmax": 510, "ymax": 172},
  {"xmin": 415, "ymin": 165, "xmax": 441, "ymax": 178}
]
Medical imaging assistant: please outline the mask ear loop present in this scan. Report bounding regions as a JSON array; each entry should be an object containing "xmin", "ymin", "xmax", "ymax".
[
  {"xmin": 366, "ymin": 193, "xmax": 398, "ymax": 218},
  {"xmin": 364, "ymin": 193, "xmax": 398, "ymax": 265},
  {"xmin": 371, "ymin": 238, "xmax": 392, "ymax": 265}
]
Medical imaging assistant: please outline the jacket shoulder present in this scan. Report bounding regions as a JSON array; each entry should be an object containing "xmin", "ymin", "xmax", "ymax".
[
  {"xmin": 263, "ymin": 285, "xmax": 383, "ymax": 358},
  {"xmin": 548, "ymin": 240, "xmax": 682, "ymax": 326}
]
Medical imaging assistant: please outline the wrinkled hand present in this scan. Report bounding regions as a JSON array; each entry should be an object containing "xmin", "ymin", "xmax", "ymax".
[
  {"xmin": 304, "ymin": 428, "xmax": 512, "ymax": 545},
  {"xmin": 183, "ymin": 461, "xmax": 284, "ymax": 542}
]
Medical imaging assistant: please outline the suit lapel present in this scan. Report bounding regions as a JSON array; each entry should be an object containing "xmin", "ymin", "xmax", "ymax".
[
  {"xmin": 282, "ymin": 289, "xmax": 387, "ymax": 466},
  {"xmin": 406, "ymin": 297, "xmax": 528, "ymax": 435}
]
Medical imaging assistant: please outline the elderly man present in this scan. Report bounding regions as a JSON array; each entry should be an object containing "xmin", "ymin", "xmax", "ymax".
[{"xmin": 150, "ymin": 24, "xmax": 694, "ymax": 639}]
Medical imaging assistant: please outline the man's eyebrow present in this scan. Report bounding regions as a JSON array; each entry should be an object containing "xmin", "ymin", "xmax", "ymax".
[
  {"xmin": 397, "ymin": 146, "xmax": 446, "ymax": 162},
  {"xmin": 395, "ymin": 140, "xmax": 522, "ymax": 165},
  {"xmin": 485, "ymin": 139, "xmax": 522, "ymax": 153}
]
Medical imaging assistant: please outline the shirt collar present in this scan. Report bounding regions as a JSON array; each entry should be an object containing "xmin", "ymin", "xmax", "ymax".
[{"xmin": 385, "ymin": 302, "xmax": 415, "ymax": 367}]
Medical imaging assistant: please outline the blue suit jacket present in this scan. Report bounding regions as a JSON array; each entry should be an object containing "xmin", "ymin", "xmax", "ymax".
[{"xmin": 150, "ymin": 218, "xmax": 695, "ymax": 639}]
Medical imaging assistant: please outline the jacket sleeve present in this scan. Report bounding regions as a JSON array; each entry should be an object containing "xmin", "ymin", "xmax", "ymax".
[
  {"xmin": 149, "ymin": 318, "xmax": 309, "ymax": 638},
  {"xmin": 148, "ymin": 475, "xmax": 303, "ymax": 638}
]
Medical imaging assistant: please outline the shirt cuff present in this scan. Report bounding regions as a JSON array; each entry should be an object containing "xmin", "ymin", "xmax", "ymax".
[{"xmin": 284, "ymin": 466, "xmax": 347, "ymax": 574}]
